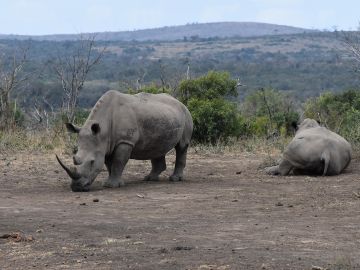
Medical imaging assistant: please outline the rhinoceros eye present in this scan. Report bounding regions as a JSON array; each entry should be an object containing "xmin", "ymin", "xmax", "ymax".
[{"xmin": 73, "ymin": 146, "xmax": 78, "ymax": 155}]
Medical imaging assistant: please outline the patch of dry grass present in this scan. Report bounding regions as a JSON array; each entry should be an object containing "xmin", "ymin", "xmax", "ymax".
[
  {"xmin": 190, "ymin": 136, "xmax": 289, "ymax": 158},
  {"xmin": 0, "ymin": 129, "xmax": 291, "ymax": 169},
  {"xmin": 0, "ymin": 129, "xmax": 67, "ymax": 153}
]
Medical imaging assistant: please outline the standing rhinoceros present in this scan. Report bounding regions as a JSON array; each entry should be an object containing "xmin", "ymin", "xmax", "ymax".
[
  {"xmin": 56, "ymin": 90, "xmax": 193, "ymax": 192},
  {"xmin": 265, "ymin": 118, "xmax": 351, "ymax": 176}
]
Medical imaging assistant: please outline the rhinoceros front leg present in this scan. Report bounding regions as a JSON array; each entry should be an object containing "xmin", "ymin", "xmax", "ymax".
[
  {"xmin": 103, "ymin": 143, "xmax": 132, "ymax": 188},
  {"xmin": 170, "ymin": 143, "xmax": 188, "ymax": 181},
  {"xmin": 265, "ymin": 159, "xmax": 293, "ymax": 176},
  {"xmin": 144, "ymin": 156, "xmax": 166, "ymax": 181}
]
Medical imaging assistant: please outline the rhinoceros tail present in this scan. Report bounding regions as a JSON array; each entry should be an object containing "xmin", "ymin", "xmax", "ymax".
[{"xmin": 321, "ymin": 149, "xmax": 330, "ymax": 176}]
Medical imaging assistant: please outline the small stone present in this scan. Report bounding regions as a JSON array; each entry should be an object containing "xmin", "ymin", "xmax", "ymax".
[
  {"xmin": 80, "ymin": 203, "xmax": 86, "ymax": 206},
  {"xmin": 93, "ymin": 198, "xmax": 99, "ymax": 202},
  {"xmin": 36, "ymin": 229, "xmax": 43, "ymax": 233},
  {"xmin": 276, "ymin": 202, "xmax": 284, "ymax": 206},
  {"xmin": 236, "ymin": 171, "xmax": 242, "ymax": 175}
]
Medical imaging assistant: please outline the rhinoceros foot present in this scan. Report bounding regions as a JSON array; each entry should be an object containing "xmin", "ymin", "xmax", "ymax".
[
  {"xmin": 264, "ymin": 165, "xmax": 280, "ymax": 175},
  {"xmin": 169, "ymin": 175, "xmax": 183, "ymax": 182},
  {"xmin": 143, "ymin": 174, "xmax": 160, "ymax": 181},
  {"xmin": 103, "ymin": 178, "xmax": 124, "ymax": 188}
]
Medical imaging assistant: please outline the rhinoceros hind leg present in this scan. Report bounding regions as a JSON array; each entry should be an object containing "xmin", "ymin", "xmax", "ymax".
[
  {"xmin": 169, "ymin": 143, "xmax": 188, "ymax": 181},
  {"xmin": 103, "ymin": 143, "xmax": 132, "ymax": 188},
  {"xmin": 144, "ymin": 156, "xmax": 166, "ymax": 181}
]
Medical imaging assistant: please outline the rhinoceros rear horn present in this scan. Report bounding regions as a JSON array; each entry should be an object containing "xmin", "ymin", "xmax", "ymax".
[{"xmin": 56, "ymin": 155, "xmax": 81, "ymax": 180}]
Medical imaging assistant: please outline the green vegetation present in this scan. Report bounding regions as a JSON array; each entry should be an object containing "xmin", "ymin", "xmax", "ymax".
[
  {"xmin": 127, "ymin": 84, "xmax": 171, "ymax": 94},
  {"xmin": 178, "ymin": 71, "xmax": 245, "ymax": 143},
  {"xmin": 242, "ymin": 88, "xmax": 299, "ymax": 136},
  {"xmin": 0, "ymin": 31, "xmax": 357, "ymax": 111},
  {"xmin": 1, "ymin": 30, "xmax": 360, "ymax": 151},
  {"xmin": 304, "ymin": 89, "xmax": 360, "ymax": 145}
]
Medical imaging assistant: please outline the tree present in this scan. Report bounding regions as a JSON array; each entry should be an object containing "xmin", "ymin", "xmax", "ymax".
[
  {"xmin": 304, "ymin": 90, "xmax": 360, "ymax": 142},
  {"xmin": 52, "ymin": 35, "xmax": 106, "ymax": 122},
  {"xmin": 178, "ymin": 70, "xmax": 238, "ymax": 105},
  {"xmin": 178, "ymin": 71, "xmax": 244, "ymax": 143},
  {"xmin": 242, "ymin": 88, "xmax": 299, "ymax": 136},
  {"xmin": 0, "ymin": 46, "xmax": 30, "ymax": 130}
]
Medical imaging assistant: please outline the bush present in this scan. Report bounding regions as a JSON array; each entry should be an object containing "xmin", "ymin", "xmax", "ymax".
[
  {"xmin": 304, "ymin": 89, "xmax": 360, "ymax": 144},
  {"xmin": 178, "ymin": 71, "xmax": 246, "ymax": 143},
  {"xmin": 242, "ymin": 88, "xmax": 299, "ymax": 136},
  {"xmin": 128, "ymin": 84, "xmax": 171, "ymax": 95},
  {"xmin": 178, "ymin": 71, "xmax": 237, "ymax": 105},
  {"xmin": 188, "ymin": 98, "xmax": 247, "ymax": 143}
]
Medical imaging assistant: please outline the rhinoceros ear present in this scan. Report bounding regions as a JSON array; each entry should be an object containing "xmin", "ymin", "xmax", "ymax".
[
  {"xmin": 65, "ymin": 123, "xmax": 81, "ymax": 133},
  {"xmin": 91, "ymin": 123, "xmax": 101, "ymax": 135},
  {"xmin": 291, "ymin": 121, "xmax": 298, "ymax": 131}
]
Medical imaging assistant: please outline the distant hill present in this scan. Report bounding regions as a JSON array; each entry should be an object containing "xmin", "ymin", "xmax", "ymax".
[
  {"xmin": 1, "ymin": 28, "xmax": 357, "ymax": 110},
  {"xmin": 0, "ymin": 22, "xmax": 316, "ymax": 41}
]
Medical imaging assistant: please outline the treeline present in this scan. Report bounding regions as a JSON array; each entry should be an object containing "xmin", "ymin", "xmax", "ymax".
[
  {"xmin": 2, "ymin": 69, "xmax": 360, "ymax": 147},
  {"xmin": 120, "ymin": 71, "xmax": 360, "ymax": 145}
]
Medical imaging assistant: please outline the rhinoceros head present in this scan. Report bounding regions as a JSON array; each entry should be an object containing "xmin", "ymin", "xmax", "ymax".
[
  {"xmin": 56, "ymin": 121, "xmax": 105, "ymax": 192},
  {"xmin": 297, "ymin": 118, "xmax": 320, "ymax": 132}
]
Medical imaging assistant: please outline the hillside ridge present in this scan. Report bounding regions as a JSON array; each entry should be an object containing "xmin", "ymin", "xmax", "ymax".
[{"xmin": 0, "ymin": 21, "xmax": 316, "ymax": 41}]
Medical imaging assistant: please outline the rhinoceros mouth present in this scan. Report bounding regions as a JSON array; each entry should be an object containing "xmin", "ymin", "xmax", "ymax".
[
  {"xmin": 71, "ymin": 182, "xmax": 91, "ymax": 192},
  {"xmin": 56, "ymin": 154, "xmax": 81, "ymax": 180}
]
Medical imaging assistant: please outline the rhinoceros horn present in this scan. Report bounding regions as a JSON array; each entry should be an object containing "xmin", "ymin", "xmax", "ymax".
[{"xmin": 56, "ymin": 155, "xmax": 81, "ymax": 180}]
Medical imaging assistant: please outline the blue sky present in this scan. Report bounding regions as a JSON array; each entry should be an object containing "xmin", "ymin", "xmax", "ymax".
[{"xmin": 0, "ymin": 0, "xmax": 359, "ymax": 35}]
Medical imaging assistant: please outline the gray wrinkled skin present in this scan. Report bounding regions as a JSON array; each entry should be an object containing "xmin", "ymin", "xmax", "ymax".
[
  {"xmin": 265, "ymin": 118, "xmax": 352, "ymax": 176},
  {"xmin": 57, "ymin": 90, "xmax": 193, "ymax": 192}
]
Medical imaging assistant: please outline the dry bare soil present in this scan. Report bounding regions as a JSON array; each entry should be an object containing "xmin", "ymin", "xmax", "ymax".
[{"xmin": 1, "ymin": 150, "xmax": 360, "ymax": 270}]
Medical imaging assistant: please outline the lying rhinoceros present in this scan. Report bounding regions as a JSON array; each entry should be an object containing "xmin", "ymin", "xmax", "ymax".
[
  {"xmin": 265, "ymin": 118, "xmax": 351, "ymax": 176},
  {"xmin": 56, "ymin": 90, "xmax": 193, "ymax": 192}
]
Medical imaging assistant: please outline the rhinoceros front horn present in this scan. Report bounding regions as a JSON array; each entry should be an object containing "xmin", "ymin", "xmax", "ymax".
[{"xmin": 56, "ymin": 155, "xmax": 81, "ymax": 180}]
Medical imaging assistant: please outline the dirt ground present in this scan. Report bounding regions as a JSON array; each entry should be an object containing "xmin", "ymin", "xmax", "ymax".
[{"xmin": 1, "ymin": 149, "xmax": 360, "ymax": 270}]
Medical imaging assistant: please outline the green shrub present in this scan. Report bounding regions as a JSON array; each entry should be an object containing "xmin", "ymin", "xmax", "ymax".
[
  {"xmin": 128, "ymin": 84, "xmax": 171, "ymax": 95},
  {"xmin": 188, "ymin": 98, "xmax": 247, "ymax": 143},
  {"xmin": 178, "ymin": 71, "xmax": 246, "ymax": 143},
  {"xmin": 178, "ymin": 71, "xmax": 237, "ymax": 105},
  {"xmin": 304, "ymin": 89, "xmax": 360, "ymax": 145},
  {"xmin": 242, "ymin": 88, "xmax": 299, "ymax": 136}
]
